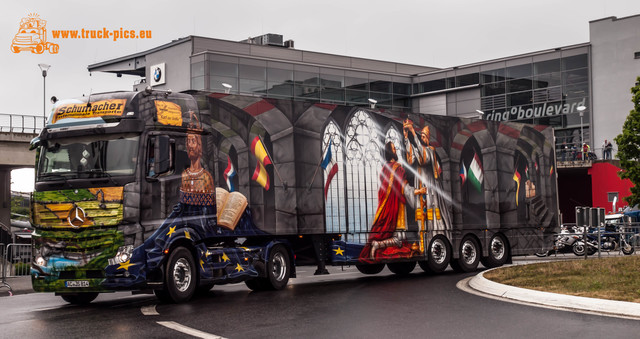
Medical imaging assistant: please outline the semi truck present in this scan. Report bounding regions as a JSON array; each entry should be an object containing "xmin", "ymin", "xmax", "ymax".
[{"xmin": 30, "ymin": 88, "xmax": 559, "ymax": 304}]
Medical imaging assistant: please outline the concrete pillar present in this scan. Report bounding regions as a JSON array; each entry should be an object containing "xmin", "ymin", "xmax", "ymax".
[{"xmin": 0, "ymin": 168, "xmax": 11, "ymax": 244}]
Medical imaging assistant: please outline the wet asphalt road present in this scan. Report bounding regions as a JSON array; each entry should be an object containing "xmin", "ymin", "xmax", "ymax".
[{"xmin": 1, "ymin": 255, "xmax": 638, "ymax": 338}]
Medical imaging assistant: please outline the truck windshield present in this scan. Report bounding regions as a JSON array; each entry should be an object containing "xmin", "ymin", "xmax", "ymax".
[{"xmin": 37, "ymin": 134, "xmax": 139, "ymax": 181}]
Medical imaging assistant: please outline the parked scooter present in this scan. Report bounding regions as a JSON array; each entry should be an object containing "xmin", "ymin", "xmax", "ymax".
[{"xmin": 535, "ymin": 225, "xmax": 586, "ymax": 257}]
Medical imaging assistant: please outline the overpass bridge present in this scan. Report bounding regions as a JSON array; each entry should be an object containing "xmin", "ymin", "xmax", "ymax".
[{"xmin": 0, "ymin": 113, "xmax": 43, "ymax": 244}]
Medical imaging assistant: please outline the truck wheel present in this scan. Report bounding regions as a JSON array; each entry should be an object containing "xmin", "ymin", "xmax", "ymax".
[
  {"xmin": 11, "ymin": 45, "xmax": 20, "ymax": 53},
  {"xmin": 419, "ymin": 235, "xmax": 451, "ymax": 273},
  {"xmin": 451, "ymin": 236, "xmax": 480, "ymax": 273},
  {"xmin": 265, "ymin": 245, "xmax": 290, "ymax": 290},
  {"xmin": 60, "ymin": 292, "xmax": 99, "ymax": 305},
  {"xmin": 164, "ymin": 246, "xmax": 196, "ymax": 303},
  {"xmin": 387, "ymin": 261, "xmax": 416, "ymax": 276},
  {"xmin": 356, "ymin": 263, "xmax": 385, "ymax": 274},
  {"xmin": 480, "ymin": 234, "xmax": 509, "ymax": 268}
]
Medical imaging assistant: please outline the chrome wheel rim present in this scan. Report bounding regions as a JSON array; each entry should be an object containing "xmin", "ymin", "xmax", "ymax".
[
  {"xmin": 461, "ymin": 240, "xmax": 477, "ymax": 265},
  {"xmin": 430, "ymin": 239, "xmax": 447, "ymax": 265},
  {"xmin": 272, "ymin": 252, "xmax": 287, "ymax": 282},
  {"xmin": 172, "ymin": 258, "xmax": 192, "ymax": 292},
  {"xmin": 490, "ymin": 237, "xmax": 505, "ymax": 260}
]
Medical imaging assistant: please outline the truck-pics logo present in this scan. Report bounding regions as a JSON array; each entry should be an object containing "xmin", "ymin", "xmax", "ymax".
[{"xmin": 10, "ymin": 13, "xmax": 59, "ymax": 54}]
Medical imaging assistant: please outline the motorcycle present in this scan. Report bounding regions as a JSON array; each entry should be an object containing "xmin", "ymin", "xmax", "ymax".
[
  {"xmin": 535, "ymin": 225, "xmax": 586, "ymax": 257},
  {"xmin": 582, "ymin": 224, "xmax": 635, "ymax": 255}
]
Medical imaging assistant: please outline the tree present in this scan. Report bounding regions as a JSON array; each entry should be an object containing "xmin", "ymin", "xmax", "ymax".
[{"xmin": 614, "ymin": 76, "xmax": 640, "ymax": 207}]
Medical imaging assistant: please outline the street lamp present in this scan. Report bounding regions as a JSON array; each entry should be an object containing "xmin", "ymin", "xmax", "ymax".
[
  {"xmin": 222, "ymin": 82, "xmax": 232, "ymax": 94},
  {"xmin": 368, "ymin": 98, "xmax": 377, "ymax": 109},
  {"xmin": 577, "ymin": 104, "xmax": 586, "ymax": 159},
  {"xmin": 38, "ymin": 63, "xmax": 51, "ymax": 122},
  {"xmin": 475, "ymin": 110, "xmax": 485, "ymax": 119}
]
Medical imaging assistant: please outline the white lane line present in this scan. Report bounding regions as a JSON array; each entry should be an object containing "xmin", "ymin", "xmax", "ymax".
[
  {"xmin": 157, "ymin": 321, "xmax": 227, "ymax": 339},
  {"xmin": 140, "ymin": 304, "xmax": 159, "ymax": 315}
]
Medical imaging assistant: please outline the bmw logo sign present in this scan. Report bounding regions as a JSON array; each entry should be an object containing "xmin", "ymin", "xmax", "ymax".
[{"xmin": 153, "ymin": 67, "xmax": 162, "ymax": 82}]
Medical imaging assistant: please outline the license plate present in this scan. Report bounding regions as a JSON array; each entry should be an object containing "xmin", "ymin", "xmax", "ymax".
[{"xmin": 65, "ymin": 280, "xmax": 90, "ymax": 288}]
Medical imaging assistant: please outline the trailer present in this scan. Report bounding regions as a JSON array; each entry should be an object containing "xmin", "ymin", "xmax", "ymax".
[{"xmin": 30, "ymin": 89, "xmax": 559, "ymax": 304}]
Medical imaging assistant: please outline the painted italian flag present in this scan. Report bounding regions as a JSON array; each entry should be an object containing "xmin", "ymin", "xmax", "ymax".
[{"xmin": 468, "ymin": 153, "xmax": 483, "ymax": 192}]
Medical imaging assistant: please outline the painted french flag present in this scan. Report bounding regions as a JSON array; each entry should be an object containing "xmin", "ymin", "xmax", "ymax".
[
  {"xmin": 223, "ymin": 155, "xmax": 237, "ymax": 192},
  {"xmin": 321, "ymin": 140, "xmax": 338, "ymax": 200},
  {"xmin": 459, "ymin": 162, "xmax": 467, "ymax": 185}
]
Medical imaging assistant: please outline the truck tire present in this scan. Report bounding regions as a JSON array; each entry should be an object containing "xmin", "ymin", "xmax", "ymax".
[
  {"xmin": 451, "ymin": 236, "xmax": 480, "ymax": 273},
  {"xmin": 60, "ymin": 292, "xmax": 99, "ymax": 305},
  {"xmin": 164, "ymin": 246, "xmax": 196, "ymax": 303},
  {"xmin": 480, "ymin": 234, "xmax": 509, "ymax": 268},
  {"xmin": 356, "ymin": 263, "xmax": 385, "ymax": 274},
  {"xmin": 387, "ymin": 261, "xmax": 416, "ymax": 276},
  {"xmin": 263, "ymin": 245, "xmax": 291, "ymax": 290},
  {"xmin": 418, "ymin": 235, "xmax": 451, "ymax": 273}
]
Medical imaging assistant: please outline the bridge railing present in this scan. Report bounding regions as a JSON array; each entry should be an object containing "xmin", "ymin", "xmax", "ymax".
[{"xmin": 0, "ymin": 113, "xmax": 45, "ymax": 134}]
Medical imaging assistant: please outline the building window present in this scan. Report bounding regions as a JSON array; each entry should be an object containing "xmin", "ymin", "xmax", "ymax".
[{"xmin": 635, "ymin": 51, "xmax": 640, "ymax": 59}]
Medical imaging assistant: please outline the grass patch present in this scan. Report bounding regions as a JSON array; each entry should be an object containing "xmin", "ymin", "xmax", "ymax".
[{"xmin": 484, "ymin": 256, "xmax": 640, "ymax": 302}]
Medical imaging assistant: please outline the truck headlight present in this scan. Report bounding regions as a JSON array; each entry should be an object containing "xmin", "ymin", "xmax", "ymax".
[{"xmin": 108, "ymin": 245, "xmax": 134, "ymax": 265}]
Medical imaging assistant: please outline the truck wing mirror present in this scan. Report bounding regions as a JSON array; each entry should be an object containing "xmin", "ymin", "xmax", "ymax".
[
  {"xmin": 29, "ymin": 136, "xmax": 46, "ymax": 151},
  {"xmin": 154, "ymin": 135, "xmax": 171, "ymax": 175}
]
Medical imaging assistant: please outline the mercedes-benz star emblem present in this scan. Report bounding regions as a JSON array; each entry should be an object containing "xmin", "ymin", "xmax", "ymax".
[{"xmin": 67, "ymin": 206, "xmax": 86, "ymax": 228}]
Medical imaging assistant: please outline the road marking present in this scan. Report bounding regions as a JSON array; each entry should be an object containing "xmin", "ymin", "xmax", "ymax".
[
  {"xmin": 157, "ymin": 321, "xmax": 226, "ymax": 339},
  {"xmin": 141, "ymin": 304, "xmax": 159, "ymax": 315}
]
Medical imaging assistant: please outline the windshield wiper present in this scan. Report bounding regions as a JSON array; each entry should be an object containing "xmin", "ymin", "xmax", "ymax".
[
  {"xmin": 38, "ymin": 173, "xmax": 73, "ymax": 187},
  {"xmin": 75, "ymin": 169, "xmax": 119, "ymax": 186}
]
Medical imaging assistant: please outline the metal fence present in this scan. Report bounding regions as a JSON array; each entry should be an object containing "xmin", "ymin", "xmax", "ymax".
[
  {"xmin": 0, "ymin": 113, "xmax": 45, "ymax": 134},
  {"xmin": 537, "ymin": 224, "xmax": 640, "ymax": 258}
]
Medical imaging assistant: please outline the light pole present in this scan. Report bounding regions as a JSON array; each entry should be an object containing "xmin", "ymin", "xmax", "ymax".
[
  {"xmin": 38, "ymin": 63, "xmax": 51, "ymax": 123},
  {"xmin": 577, "ymin": 104, "xmax": 586, "ymax": 159}
]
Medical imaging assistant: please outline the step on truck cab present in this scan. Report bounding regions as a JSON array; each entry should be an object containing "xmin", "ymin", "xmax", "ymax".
[{"xmin": 30, "ymin": 89, "xmax": 559, "ymax": 304}]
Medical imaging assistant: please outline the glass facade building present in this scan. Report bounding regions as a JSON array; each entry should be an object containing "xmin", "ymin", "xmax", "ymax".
[{"xmin": 190, "ymin": 52, "xmax": 414, "ymax": 111}]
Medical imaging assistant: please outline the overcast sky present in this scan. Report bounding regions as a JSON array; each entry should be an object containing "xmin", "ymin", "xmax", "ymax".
[{"xmin": 4, "ymin": 0, "xmax": 640, "ymax": 191}]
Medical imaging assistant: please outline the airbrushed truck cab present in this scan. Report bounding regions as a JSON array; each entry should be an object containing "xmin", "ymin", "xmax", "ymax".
[{"xmin": 31, "ymin": 89, "xmax": 559, "ymax": 304}]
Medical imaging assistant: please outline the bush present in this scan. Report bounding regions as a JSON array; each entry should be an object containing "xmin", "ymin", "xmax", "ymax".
[{"xmin": 13, "ymin": 262, "xmax": 30, "ymax": 276}]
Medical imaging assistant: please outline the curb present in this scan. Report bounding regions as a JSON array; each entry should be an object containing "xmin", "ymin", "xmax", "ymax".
[{"xmin": 468, "ymin": 267, "xmax": 640, "ymax": 320}]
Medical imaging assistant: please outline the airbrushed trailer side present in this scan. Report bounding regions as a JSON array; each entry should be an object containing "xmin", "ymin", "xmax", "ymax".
[{"xmin": 31, "ymin": 89, "xmax": 559, "ymax": 303}]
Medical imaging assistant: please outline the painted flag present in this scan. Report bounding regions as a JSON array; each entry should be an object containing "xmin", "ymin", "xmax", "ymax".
[
  {"xmin": 223, "ymin": 156, "xmax": 237, "ymax": 192},
  {"xmin": 459, "ymin": 162, "xmax": 467, "ymax": 185},
  {"xmin": 468, "ymin": 153, "xmax": 483, "ymax": 192},
  {"xmin": 251, "ymin": 136, "xmax": 272, "ymax": 190},
  {"xmin": 513, "ymin": 169, "xmax": 521, "ymax": 206},
  {"xmin": 322, "ymin": 140, "xmax": 339, "ymax": 200}
]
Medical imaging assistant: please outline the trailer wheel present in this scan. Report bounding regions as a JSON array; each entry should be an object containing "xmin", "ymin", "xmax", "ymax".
[
  {"xmin": 419, "ymin": 235, "xmax": 451, "ymax": 273},
  {"xmin": 387, "ymin": 261, "xmax": 416, "ymax": 276},
  {"xmin": 164, "ymin": 246, "xmax": 196, "ymax": 303},
  {"xmin": 60, "ymin": 292, "xmax": 99, "ymax": 305},
  {"xmin": 480, "ymin": 234, "xmax": 509, "ymax": 268},
  {"xmin": 451, "ymin": 236, "xmax": 480, "ymax": 273},
  {"xmin": 355, "ymin": 263, "xmax": 385, "ymax": 275}
]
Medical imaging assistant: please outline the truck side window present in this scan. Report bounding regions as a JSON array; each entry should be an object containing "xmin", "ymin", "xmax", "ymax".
[{"xmin": 147, "ymin": 140, "xmax": 156, "ymax": 177}]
